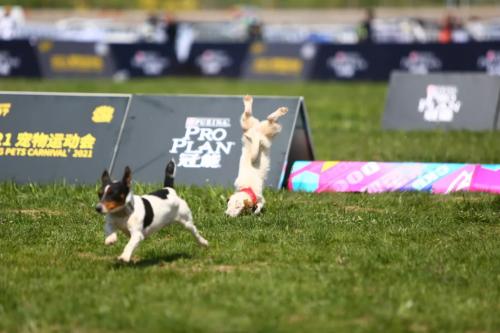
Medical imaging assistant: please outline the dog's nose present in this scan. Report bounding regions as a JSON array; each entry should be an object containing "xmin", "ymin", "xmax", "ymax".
[{"xmin": 95, "ymin": 203, "xmax": 103, "ymax": 213}]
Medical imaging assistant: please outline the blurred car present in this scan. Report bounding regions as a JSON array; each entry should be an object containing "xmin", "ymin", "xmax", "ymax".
[
  {"xmin": 263, "ymin": 23, "xmax": 359, "ymax": 44},
  {"xmin": 372, "ymin": 17, "xmax": 440, "ymax": 43},
  {"xmin": 466, "ymin": 18, "xmax": 500, "ymax": 41}
]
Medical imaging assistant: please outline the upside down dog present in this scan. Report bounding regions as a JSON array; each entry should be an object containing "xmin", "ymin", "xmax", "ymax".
[{"xmin": 225, "ymin": 95, "xmax": 288, "ymax": 217}]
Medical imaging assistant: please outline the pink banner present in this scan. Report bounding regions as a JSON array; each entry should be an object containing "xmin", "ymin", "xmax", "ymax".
[{"xmin": 288, "ymin": 161, "xmax": 500, "ymax": 194}]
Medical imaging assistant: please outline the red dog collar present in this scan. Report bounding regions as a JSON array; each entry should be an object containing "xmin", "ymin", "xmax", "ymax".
[{"xmin": 239, "ymin": 187, "xmax": 258, "ymax": 206}]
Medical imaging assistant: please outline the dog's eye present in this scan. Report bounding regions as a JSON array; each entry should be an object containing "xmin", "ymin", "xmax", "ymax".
[{"xmin": 97, "ymin": 190, "xmax": 104, "ymax": 199}]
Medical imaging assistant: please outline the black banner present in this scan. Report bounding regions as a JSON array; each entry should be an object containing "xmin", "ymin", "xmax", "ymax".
[
  {"xmin": 310, "ymin": 43, "xmax": 375, "ymax": 80},
  {"xmin": 373, "ymin": 43, "xmax": 454, "ymax": 80},
  {"xmin": 182, "ymin": 42, "xmax": 250, "ymax": 77},
  {"xmin": 0, "ymin": 40, "xmax": 41, "ymax": 77},
  {"xmin": 310, "ymin": 42, "xmax": 500, "ymax": 80},
  {"xmin": 0, "ymin": 92, "xmax": 130, "ymax": 183},
  {"xmin": 458, "ymin": 41, "xmax": 500, "ymax": 76},
  {"xmin": 1, "ymin": 39, "xmax": 500, "ymax": 80},
  {"xmin": 110, "ymin": 43, "xmax": 178, "ymax": 78}
]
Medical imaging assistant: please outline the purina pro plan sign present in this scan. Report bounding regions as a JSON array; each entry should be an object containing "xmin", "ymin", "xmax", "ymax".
[
  {"xmin": 112, "ymin": 94, "xmax": 314, "ymax": 188},
  {"xmin": 382, "ymin": 72, "xmax": 500, "ymax": 131}
]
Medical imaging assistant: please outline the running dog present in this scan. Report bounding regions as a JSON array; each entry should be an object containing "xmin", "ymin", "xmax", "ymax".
[
  {"xmin": 95, "ymin": 160, "xmax": 208, "ymax": 262},
  {"xmin": 225, "ymin": 95, "xmax": 288, "ymax": 217}
]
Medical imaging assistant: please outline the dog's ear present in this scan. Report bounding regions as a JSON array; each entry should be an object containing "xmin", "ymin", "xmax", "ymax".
[
  {"xmin": 101, "ymin": 170, "xmax": 111, "ymax": 185},
  {"xmin": 244, "ymin": 199, "xmax": 253, "ymax": 208},
  {"xmin": 122, "ymin": 166, "xmax": 132, "ymax": 187}
]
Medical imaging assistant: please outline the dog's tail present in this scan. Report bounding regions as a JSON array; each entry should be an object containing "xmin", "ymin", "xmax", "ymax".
[{"xmin": 164, "ymin": 159, "xmax": 176, "ymax": 188}]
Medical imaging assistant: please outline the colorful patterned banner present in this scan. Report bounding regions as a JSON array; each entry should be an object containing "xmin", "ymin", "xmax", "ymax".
[{"xmin": 288, "ymin": 161, "xmax": 500, "ymax": 194}]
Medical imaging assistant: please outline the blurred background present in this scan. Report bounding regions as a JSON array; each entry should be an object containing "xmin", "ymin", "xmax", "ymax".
[
  {"xmin": 3, "ymin": 1, "xmax": 500, "ymax": 44},
  {"xmin": 1, "ymin": 0, "xmax": 500, "ymax": 80}
]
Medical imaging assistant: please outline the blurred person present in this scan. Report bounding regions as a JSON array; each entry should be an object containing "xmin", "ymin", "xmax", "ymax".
[
  {"xmin": 247, "ymin": 18, "xmax": 263, "ymax": 42},
  {"xmin": 439, "ymin": 14, "xmax": 470, "ymax": 44},
  {"xmin": 451, "ymin": 16, "xmax": 470, "ymax": 43},
  {"xmin": 164, "ymin": 12, "xmax": 178, "ymax": 45},
  {"xmin": 412, "ymin": 18, "xmax": 429, "ymax": 43},
  {"xmin": 358, "ymin": 7, "xmax": 374, "ymax": 43},
  {"xmin": 438, "ymin": 14, "xmax": 453, "ymax": 43},
  {"xmin": 175, "ymin": 22, "xmax": 195, "ymax": 63},
  {"xmin": 140, "ymin": 12, "xmax": 166, "ymax": 43},
  {"xmin": 0, "ymin": 6, "xmax": 22, "ymax": 40}
]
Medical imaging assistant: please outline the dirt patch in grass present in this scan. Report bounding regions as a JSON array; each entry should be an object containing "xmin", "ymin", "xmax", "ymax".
[
  {"xmin": 343, "ymin": 205, "xmax": 385, "ymax": 213},
  {"xmin": 433, "ymin": 195, "xmax": 489, "ymax": 203},
  {"xmin": 287, "ymin": 314, "xmax": 306, "ymax": 324},
  {"xmin": 156, "ymin": 261, "xmax": 269, "ymax": 274},
  {"xmin": 4, "ymin": 208, "xmax": 66, "ymax": 217},
  {"xmin": 77, "ymin": 252, "xmax": 114, "ymax": 262}
]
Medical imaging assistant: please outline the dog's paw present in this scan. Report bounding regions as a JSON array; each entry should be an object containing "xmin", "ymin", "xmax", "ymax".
[
  {"xmin": 243, "ymin": 95, "xmax": 253, "ymax": 104},
  {"xmin": 117, "ymin": 255, "xmax": 131, "ymax": 263},
  {"xmin": 104, "ymin": 234, "xmax": 117, "ymax": 246},
  {"xmin": 277, "ymin": 107, "xmax": 288, "ymax": 116},
  {"xmin": 267, "ymin": 107, "xmax": 288, "ymax": 122},
  {"xmin": 198, "ymin": 238, "xmax": 209, "ymax": 247},
  {"xmin": 243, "ymin": 95, "xmax": 253, "ymax": 115},
  {"xmin": 254, "ymin": 205, "xmax": 264, "ymax": 215}
]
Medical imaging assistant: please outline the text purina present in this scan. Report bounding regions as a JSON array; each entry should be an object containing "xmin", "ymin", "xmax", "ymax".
[{"xmin": 169, "ymin": 117, "xmax": 236, "ymax": 169}]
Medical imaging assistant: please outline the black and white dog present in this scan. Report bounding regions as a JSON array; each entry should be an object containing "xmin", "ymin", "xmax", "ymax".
[{"xmin": 95, "ymin": 160, "xmax": 208, "ymax": 262}]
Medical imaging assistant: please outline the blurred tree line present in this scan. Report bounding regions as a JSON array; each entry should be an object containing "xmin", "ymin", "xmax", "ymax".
[{"xmin": 2, "ymin": 0, "xmax": 498, "ymax": 9}]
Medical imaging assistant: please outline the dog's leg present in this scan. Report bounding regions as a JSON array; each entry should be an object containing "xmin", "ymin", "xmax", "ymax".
[
  {"xmin": 266, "ymin": 107, "xmax": 288, "ymax": 123},
  {"xmin": 179, "ymin": 219, "xmax": 209, "ymax": 247},
  {"xmin": 104, "ymin": 221, "xmax": 118, "ymax": 245},
  {"xmin": 249, "ymin": 131, "xmax": 262, "ymax": 163},
  {"xmin": 117, "ymin": 231, "xmax": 144, "ymax": 262},
  {"xmin": 176, "ymin": 201, "xmax": 208, "ymax": 247},
  {"xmin": 254, "ymin": 197, "xmax": 265, "ymax": 215},
  {"xmin": 241, "ymin": 95, "xmax": 256, "ymax": 131}
]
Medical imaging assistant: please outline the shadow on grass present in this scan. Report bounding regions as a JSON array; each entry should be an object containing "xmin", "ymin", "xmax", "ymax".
[
  {"xmin": 112, "ymin": 252, "xmax": 193, "ymax": 269},
  {"xmin": 493, "ymin": 196, "xmax": 500, "ymax": 212}
]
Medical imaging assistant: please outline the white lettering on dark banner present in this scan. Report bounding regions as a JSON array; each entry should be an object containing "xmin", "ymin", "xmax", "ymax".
[
  {"xmin": 169, "ymin": 117, "xmax": 235, "ymax": 168},
  {"xmin": 131, "ymin": 51, "xmax": 169, "ymax": 76},
  {"xmin": 477, "ymin": 50, "xmax": 500, "ymax": 75},
  {"xmin": 196, "ymin": 50, "xmax": 232, "ymax": 75},
  {"xmin": 400, "ymin": 51, "xmax": 442, "ymax": 74},
  {"xmin": 327, "ymin": 51, "xmax": 367, "ymax": 78},
  {"xmin": 0, "ymin": 51, "xmax": 21, "ymax": 76}
]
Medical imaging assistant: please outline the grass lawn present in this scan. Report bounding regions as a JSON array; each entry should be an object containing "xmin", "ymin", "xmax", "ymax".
[{"xmin": 1, "ymin": 78, "xmax": 499, "ymax": 333}]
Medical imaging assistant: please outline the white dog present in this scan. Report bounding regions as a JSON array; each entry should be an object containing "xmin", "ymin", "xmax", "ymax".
[
  {"xmin": 225, "ymin": 95, "xmax": 288, "ymax": 217},
  {"xmin": 95, "ymin": 160, "xmax": 208, "ymax": 262}
]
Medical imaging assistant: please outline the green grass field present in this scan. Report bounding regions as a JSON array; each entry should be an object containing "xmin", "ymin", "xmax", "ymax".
[{"xmin": 1, "ymin": 78, "xmax": 499, "ymax": 333}]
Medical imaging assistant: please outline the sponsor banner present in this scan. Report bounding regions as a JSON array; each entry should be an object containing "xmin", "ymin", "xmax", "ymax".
[
  {"xmin": 373, "ymin": 43, "xmax": 452, "ymax": 80},
  {"xmin": 0, "ymin": 92, "xmax": 130, "ymax": 183},
  {"xmin": 36, "ymin": 40, "xmax": 116, "ymax": 78},
  {"xmin": 242, "ymin": 42, "xmax": 317, "ymax": 80},
  {"xmin": 183, "ymin": 42, "xmax": 250, "ymax": 77},
  {"xmin": 112, "ymin": 94, "xmax": 314, "ymax": 188},
  {"xmin": 310, "ymin": 43, "xmax": 373, "ymax": 80},
  {"xmin": 110, "ymin": 43, "xmax": 178, "ymax": 78},
  {"xmin": 310, "ymin": 42, "xmax": 500, "ymax": 81},
  {"xmin": 382, "ymin": 72, "xmax": 500, "ymax": 130},
  {"xmin": 469, "ymin": 165, "xmax": 500, "ymax": 193},
  {"xmin": 465, "ymin": 41, "xmax": 500, "ymax": 76},
  {"xmin": 0, "ymin": 40, "xmax": 41, "ymax": 77},
  {"xmin": 288, "ymin": 161, "xmax": 500, "ymax": 194}
]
